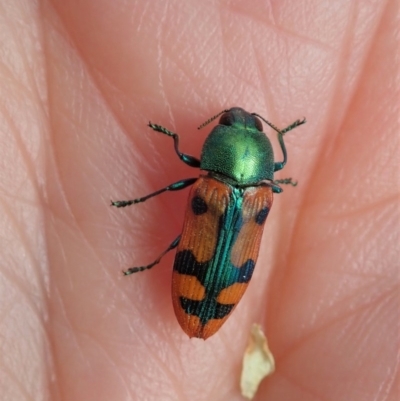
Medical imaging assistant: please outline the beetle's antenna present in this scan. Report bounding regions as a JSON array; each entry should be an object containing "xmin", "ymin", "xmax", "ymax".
[
  {"xmin": 252, "ymin": 113, "xmax": 282, "ymax": 134},
  {"xmin": 253, "ymin": 113, "xmax": 306, "ymax": 135},
  {"xmin": 197, "ymin": 109, "xmax": 229, "ymax": 130}
]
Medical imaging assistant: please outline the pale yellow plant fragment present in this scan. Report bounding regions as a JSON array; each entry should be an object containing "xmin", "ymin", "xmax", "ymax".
[{"xmin": 240, "ymin": 324, "xmax": 275, "ymax": 399}]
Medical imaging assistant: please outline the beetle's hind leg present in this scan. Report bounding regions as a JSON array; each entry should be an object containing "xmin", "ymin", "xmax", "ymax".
[
  {"xmin": 123, "ymin": 235, "xmax": 181, "ymax": 275},
  {"xmin": 271, "ymin": 178, "xmax": 297, "ymax": 193},
  {"xmin": 274, "ymin": 178, "xmax": 297, "ymax": 186}
]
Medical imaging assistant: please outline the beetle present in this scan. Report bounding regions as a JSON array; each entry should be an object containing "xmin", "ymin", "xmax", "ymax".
[{"xmin": 112, "ymin": 107, "xmax": 305, "ymax": 339}]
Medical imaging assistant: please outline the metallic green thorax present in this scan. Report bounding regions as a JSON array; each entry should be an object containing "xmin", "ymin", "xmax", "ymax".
[{"xmin": 200, "ymin": 108, "xmax": 274, "ymax": 185}]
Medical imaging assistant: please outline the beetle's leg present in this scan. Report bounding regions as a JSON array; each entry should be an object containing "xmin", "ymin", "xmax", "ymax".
[
  {"xmin": 148, "ymin": 123, "xmax": 200, "ymax": 168},
  {"xmin": 274, "ymin": 178, "xmax": 297, "ymax": 186},
  {"xmin": 123, "ymin": 235, "xmax": 181, "ymax": 275},
  {"xmin": 111, "ymin": 177, "xmax": 197, "ymax": 208},
  {"xmin": 273, "ymin": 118, "xmax": 306, "ymax": 172},
  {"xmin": 271, "ymin": 178, "xmax": 297, "ymax": 193}
]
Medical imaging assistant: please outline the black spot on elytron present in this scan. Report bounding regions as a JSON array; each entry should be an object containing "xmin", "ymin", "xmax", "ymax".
[
  {"xmin": 191, "ymin": 195, "xmax": 208, "ymax": 215},
  {"xmin": 179, "ymin": 297, "xmax": 235, "ymax": 325},
  {"xmin": 237, "ymin": 259, "xmax": 255, "ymax": 283},
  {"xmin": 215, "ymin": 302, "xmax": 235, "ymax": 319},
  {"xmin": 174, "ymin": 250, "xmax": 204, "ymax": 277},
  {"xmin": 255, "ymin": 206, "xmax": 269, "ymax": 225}
]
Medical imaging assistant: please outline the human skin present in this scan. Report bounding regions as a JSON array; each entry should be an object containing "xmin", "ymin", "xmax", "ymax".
[{"xmin": 0, "ymin": 1, "xmax": 399, "ymax": 400}]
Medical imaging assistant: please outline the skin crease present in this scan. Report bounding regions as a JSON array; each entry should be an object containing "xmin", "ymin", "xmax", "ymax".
[{"xmin": 0, "ymin": 0, "xmax": 399, "ymax": 400}]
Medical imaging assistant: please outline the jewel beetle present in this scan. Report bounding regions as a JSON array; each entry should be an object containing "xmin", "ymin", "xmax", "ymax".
[{"xmin": 112, "ymin": 107, "xmax": 305, "ymax": 340}]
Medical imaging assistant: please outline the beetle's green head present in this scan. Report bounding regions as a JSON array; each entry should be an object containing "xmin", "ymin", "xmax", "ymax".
[{"xmin": 200, "ymin": 107, "xmax": 275, "ymax": 185}]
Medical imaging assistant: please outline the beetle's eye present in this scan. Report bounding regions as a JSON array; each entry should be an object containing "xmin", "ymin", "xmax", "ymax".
[
  {"xmin": 219, "ymin": 113, "xmax": 233, "ymax": 126},
  {"xmin": 253, "ymin": 116, "xmax": 263, "ymax": 131}
]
